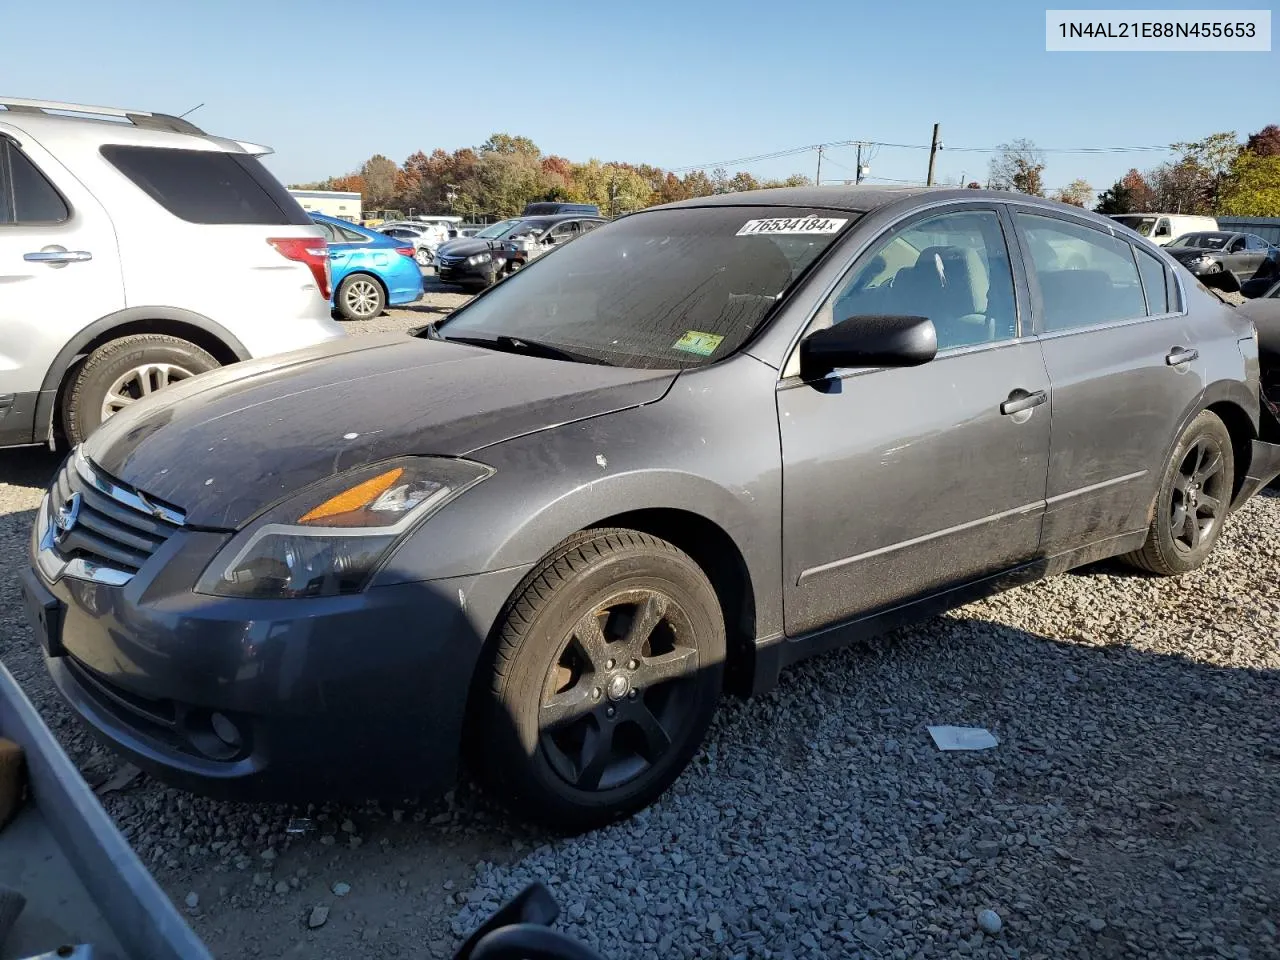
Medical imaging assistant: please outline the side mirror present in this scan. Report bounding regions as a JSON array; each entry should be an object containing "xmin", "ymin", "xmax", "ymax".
[
  {"xmin": 542, "ymin": 235, "xmax": 557, "ymax": 245},
  {"xmin": 799, "ymin": 314, "xmax": 938, "ymax": 379}
]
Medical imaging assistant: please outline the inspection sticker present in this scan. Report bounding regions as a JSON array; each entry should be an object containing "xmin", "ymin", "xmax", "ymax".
[
  {"xmin": 672, "ymin": 330, "xmax": 725, "ymax": 356},
  {"xmin": 736, "ymin": 216, "xmax": 847, "ymax": 236}
]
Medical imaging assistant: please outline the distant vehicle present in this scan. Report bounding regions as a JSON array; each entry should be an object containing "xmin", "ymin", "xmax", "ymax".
[
  {"xmin": 434, "ymin": 214, "xmax": 606, "ymax": 288},
  {"xmin": 522, "ymin": 202, "xmax": 601, "ymax": 217},
  {"xmin": 0, "ymin": 96, "xmax": 344, "ymax": 448},
  {"xmin": 1110, "ymin": 213, "xmax": 1219, "ymax": 246},
  {"xmin": 34, "ymin": 187, "xmax": 1280, "ymax": 827},
  {"xmin": 379, "ymin": 224, "xmax": 439, "ymax": 266},
  {"xmin": 1164, "ymin": 232, "xmax": 1280, "ymax": 287},
  {"xmin": 310, "ymin": 213, "xmax": 423, "ymax": 320}
]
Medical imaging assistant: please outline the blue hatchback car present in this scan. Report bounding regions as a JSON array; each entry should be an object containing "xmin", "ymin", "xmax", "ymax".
[{"xmin": 309, "ymin": 213, "xmax": 424, "ymax": 321}]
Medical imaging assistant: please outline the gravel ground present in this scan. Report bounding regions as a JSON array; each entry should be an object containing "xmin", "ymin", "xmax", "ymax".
[{"xmin": 1, "ymin": 277, "xmax": 1278, "ymax": 958}]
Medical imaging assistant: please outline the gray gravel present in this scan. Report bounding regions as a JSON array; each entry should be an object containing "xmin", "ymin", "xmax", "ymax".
[{"xmin": 2, "ymin": 282, "xmax": 1278, "ymax": 957}]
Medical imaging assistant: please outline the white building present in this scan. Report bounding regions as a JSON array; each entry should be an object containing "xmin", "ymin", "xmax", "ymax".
[{"xmin": 288, "ymin": 189, "xmax": 362, "ymax": 222}]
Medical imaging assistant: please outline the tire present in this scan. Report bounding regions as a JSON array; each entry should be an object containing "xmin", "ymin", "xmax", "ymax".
[
  {"xmin": 1122, "ymin": 410, "xmax": 1234, "ymax": 576},
  {"xmin": 474, "ymin": 529, "xmax": 725, "ymax": 830},
  {"xmin": 61, "ymin": 334, "xmax": 219, "ymax": 444},
  {"xmin": 335, "ymin": 273, "xmax": 386, "ymax": 321},
  {"xmin": 414, "ymin": 247, "xmax": 433, "ymax": 267}
]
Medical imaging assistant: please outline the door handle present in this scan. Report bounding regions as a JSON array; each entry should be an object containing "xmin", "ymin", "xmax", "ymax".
[
  {"xmin": 1000, "ymin": 389, "xmax": 1048, "ymax": 416},
  {"xmin": 24, "ymin": 250, "xmax": 92, "ymax": 264},
  {"xmin": 1166, "ymin": 346, "xmax": 1199, "ymax": 366}
]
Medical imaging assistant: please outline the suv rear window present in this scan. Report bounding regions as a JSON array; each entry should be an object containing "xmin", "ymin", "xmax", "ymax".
[{"xmin": 100, "ymin": 145, "xmax": 312, "ymax": 226}]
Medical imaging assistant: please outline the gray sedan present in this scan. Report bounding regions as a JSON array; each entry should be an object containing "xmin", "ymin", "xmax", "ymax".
[{"xmin": 23, "ymin": 187, "xmax": 1280, "ymax": 828}]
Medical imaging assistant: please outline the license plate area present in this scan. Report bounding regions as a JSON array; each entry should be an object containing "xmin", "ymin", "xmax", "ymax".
[{"xmin": 21, "ymin": 567, "xmax": 65, "ymax": 657}]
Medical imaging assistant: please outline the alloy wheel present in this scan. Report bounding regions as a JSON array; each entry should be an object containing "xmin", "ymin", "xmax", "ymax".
[
  {"xmin": 1169, "ymin": 437, "xmax": 1227, "ymax": 553},
  {"xmin": 343, "ymin": 278, "xmax": 382, "ymax": 318},
  {"xmin": 100, "ymin": 362, "xmax": 195, "ymax": 421},
  {"xmin": 539, "ymin": 589, "xmax": 700, "ymax": 792}
]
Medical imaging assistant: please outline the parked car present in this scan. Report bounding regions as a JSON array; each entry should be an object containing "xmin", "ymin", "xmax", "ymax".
[
  {"xmin": 1109, "ymin": 213, "xmax": 1219, "ymax": 246},
  {"xmin": 24, "ymin": 187, "xmax": 1280, "ymax": 830},
  {"xmin": 378, "ymin": 224, "xmax": 438, "ymax": 267},
  {"xmin": 1236, "ymin": 278, "xmax": 1280, "ymax": 373},
  {"xmin": 310, "ymin": 213, "xmax": 424, "ymax": 320},
  {"xmin": 1164, "ymin": 231, "xmax": 1280, "ymax": 286},
  {"xmin": 435, "ymin": 214, "xmax": 605, "ymax": 288},
  {"xmin": 0, "ymin": 96, "xmax": 344, "ymax": 447},
  {"xmin": 522, "ymin": 202, "xmax": 601, "ymax": 217}
]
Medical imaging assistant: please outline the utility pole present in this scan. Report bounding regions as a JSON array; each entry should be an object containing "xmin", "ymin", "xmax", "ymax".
[
  {"xmin": 926, "ymin": 123, "xmax": 941, "ymax": 186},
  {"xmin": 855, "ymin": 142, "xmax": 864, "ymax": 184},
  {"xmin": 815, "ymin": 145, "xmax": 823, "ymax": 185}
]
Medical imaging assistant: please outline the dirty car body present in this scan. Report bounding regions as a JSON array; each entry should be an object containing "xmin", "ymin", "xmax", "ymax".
[{"xmin": 23, "ymin": 187, "xmax": 1280, "ymax": 821}]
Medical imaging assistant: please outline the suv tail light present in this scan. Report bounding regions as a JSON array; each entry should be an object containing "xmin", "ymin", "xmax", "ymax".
[
  {"xmin": 268, "ymin": 237, "xmax": 332, "ymax": 300},
  {"xmin": 394, "ymin": 246, "xmax": 415, "ymax": 260}
]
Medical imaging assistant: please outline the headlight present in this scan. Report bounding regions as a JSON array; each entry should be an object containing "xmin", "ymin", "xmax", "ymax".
[
  {"xmin": 194, "ymin": 457, "xmax": 493, "ymax": 599},
  {"xmin": 466, "ymin": 252, "xmax": 491, "ymax": 266}
]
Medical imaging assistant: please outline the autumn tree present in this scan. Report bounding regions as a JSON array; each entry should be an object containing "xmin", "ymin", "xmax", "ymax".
[
  {"xmin": 360, "ymin": 155, "xmax": 399, "ymax": 207},
  {"xmin": 988, "ymin": 139, "xmax": 1046, "ymax": 196},
  {"xmin": 1219, "ymin": 151, "xmax": 1280, "ymax": 216},
  {"xmin": 1169, "ymin": 131, "xmax": 1239, "ymax": 211},
  {"xmin": 1244, "ymin": 124, "xmax": 1280, "ymax": 158},
  {"xmin": 1052, "ymin": 178, "xmax": 1093, "ymax": 207}
]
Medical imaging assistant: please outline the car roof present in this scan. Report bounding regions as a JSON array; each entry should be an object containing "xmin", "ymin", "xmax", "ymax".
[
  {"xmin": 646, "ymin": 184, "xmax": 1075, "ymax": 215},
  {"xmin": 0, "ymin": 105, "xmax": 267, "ymax": 155}
]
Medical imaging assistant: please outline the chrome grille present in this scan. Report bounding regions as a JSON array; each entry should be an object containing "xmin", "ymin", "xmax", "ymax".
[{"xmin": 38, "ymin": 449, "xmax": 185, "ymax": 584}]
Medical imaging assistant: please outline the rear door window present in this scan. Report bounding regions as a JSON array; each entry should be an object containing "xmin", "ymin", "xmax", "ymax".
[
  {"xmin": 1015, "ymin": 213, "xmax": 1146, "ymax": 331},
  {"xmin": 100, "ymin": 145, "xmax": 312, "ymax": 225},
  {"xmin": 0, "ymin": 140, "xmax": 70, "ymax": 224}
]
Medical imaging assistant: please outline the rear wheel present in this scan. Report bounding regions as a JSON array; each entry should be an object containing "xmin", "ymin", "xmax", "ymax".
[
  {"xmin": 61, "ymin": 334, "xmax": 218, "ymax": 444},
  {"xmin": 335, "ymin": 273, "xmax": 385, "ymax": 321},
  {"xmin": 474, "ymin": 529, "xmax": 724, "ymax": 829},
  {"xmin": 414, "ymin": 247, "xmax": 433, "ymax": 267},
  {"xmin": 1123, "ymin": 410, "xmax": 1234, "ymax": 576}
]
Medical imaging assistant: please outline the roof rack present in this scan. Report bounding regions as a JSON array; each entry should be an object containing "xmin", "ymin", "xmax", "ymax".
[{"xmin": 0, "ymin": 97, "xmax": 205, "ymax": 135}]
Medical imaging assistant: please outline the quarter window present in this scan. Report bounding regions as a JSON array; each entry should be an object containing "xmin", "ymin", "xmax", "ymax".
[
  {"xmin": 1015, "ymin": 213, "xmax": 1146, "ymax": 331},
  {"xmin": 0, "ymin": 140, "xmax": 69, "ymax": 224},
  {"xmin": 1134, "ymin": 246, "xmax": 1170, "ymax": 315},
  {"xmin": 336, "ymin": 224, "xmax": 366, "ymax": 243},
  {"xmin": 824, "ymin": 208, "xmax": 1019, "ymax": 350}
]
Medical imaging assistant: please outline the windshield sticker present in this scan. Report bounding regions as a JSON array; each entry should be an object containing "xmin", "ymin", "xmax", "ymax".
[
  {"xmin": 672, "ymin": 330, "xmax": 725, "ymax": 357},
  {"xmin": 736, "ymin": 216, "xmax": 847, "ymax": 237}
]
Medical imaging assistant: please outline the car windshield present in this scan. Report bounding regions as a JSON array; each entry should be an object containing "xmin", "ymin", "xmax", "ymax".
[
  {"xmin": 1170, "ymin": 233, "xmax": 1230, "ymax": 249},
  {"xmin": 433, "ymin": 206, "xmax": 854, "ymax": 368},
  {"xmin": 1113, "ymin": 215, "xmax": 1157, "ymax": 236},
  {"xmin": 473, "ymin": 219, "xmax": 521, "ymax": 239}
]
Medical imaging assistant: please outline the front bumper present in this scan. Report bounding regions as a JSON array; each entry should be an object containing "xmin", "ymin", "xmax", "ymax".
[
  {"xmin": 27, "ymin": 520, "xmax": 529, "ymax": 801},
  {"xmin": 435, "ymin": 257, "xmax": 502, "ymax": 286}
]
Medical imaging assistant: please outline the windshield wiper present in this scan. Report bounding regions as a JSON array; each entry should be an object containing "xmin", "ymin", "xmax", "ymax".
[{"xmin": 440, "ymin": 333, "xmax": 612, "ymax": 365}]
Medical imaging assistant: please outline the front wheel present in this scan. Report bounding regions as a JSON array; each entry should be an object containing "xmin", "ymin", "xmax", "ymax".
[
  {"xmin": 1123, "ymin": 410, "xmax": 1234, "ymax": 576},
  {"xmin": 335, "ymin": 273, "xmax": 385, "ymax": 321},
  {"xmin": 474, "ymin": 529, "xmax": 724, "ymax": 829}
]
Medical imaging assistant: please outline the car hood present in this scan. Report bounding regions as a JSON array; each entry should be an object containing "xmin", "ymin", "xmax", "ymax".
[
  {"xmin": 83, "ymin": 333, "xmax": 677, "ymax": 529},
  {"xmin": 1167, "ymin": 246, "xmax": 1220, "ymax": 260},
  {"xmin": 437, "ymin": 238, "xmax": 505, "ymax": 258}
]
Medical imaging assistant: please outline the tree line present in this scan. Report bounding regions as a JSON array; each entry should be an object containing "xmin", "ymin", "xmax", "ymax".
[
  {"xmin": 979, "ymin": 125, "xmax": 1280, "ymax": 217},
  {"xmin": 293, "ymin": 124, "xmax": 1280, "ymax": 221},
  {"xmin": 289, "ymin": 133, "xmax": 811, "ymax": 220}
]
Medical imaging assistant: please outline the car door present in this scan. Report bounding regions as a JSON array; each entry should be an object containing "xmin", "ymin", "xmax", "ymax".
[
  {"xmin": 1241, "ymin": 234, "xmax": 1270, "ymax": 279},
  {"xmin": 0, "ymin": 132, "xmax": 125, "ymax": 445},
  {"xmin": 777, "ymin": 204, "xmax": 1051, "ymax": 636},
  {"xmin": 1223, "ymin": 234, "xmax": 1254, "ymax": 277},
  {"xmin": 1010, "ymin": 208, "xmax": 1205, "ymax": 556}
]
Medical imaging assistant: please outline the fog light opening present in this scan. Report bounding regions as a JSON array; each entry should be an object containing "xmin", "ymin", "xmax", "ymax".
[{"xmin": 210, "ymin": 712, "xmax": 242, "ymax": 749}]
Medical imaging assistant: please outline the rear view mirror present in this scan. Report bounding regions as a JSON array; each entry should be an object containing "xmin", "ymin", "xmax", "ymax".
[{"xmin": 799, "ymin": 314, "xmax": 938, "ymax": 379}]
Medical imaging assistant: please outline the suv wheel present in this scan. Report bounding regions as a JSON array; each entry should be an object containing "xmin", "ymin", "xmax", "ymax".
[
  {"xmin": 336, "ymin": 274, "xmax": 385, "ymax": 321},
  {"xmin": 475, "ymin": 529, "xmax": 724, "ymax": 830},
  {"xmin": 62, "ymin": 334, "xmax": 218, "ymax": 444},
  {"xmin": 1123, "ymin": 410, "xmax": 1234, "ymax": 576}
]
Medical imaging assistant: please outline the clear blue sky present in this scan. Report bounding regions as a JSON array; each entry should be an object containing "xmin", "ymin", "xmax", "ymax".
[{"xmin": 3, "ymin": 0, "xmax": 1276, "ymax": 195}]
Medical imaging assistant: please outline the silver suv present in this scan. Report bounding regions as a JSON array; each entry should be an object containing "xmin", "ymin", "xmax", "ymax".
[{"xmin": 0, "ymin": 97, "xmax": 345, "ymax": 448}]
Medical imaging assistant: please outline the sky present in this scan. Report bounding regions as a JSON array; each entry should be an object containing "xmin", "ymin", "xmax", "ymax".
[{"xmin": 3, "ymin": 0, "xmax": 1276, "ymax": 197}]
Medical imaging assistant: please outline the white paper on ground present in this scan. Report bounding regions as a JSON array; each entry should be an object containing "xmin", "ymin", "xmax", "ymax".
[{"xmin": 927, "ymin": 725, "xmax": 999, "ymax": 751}]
